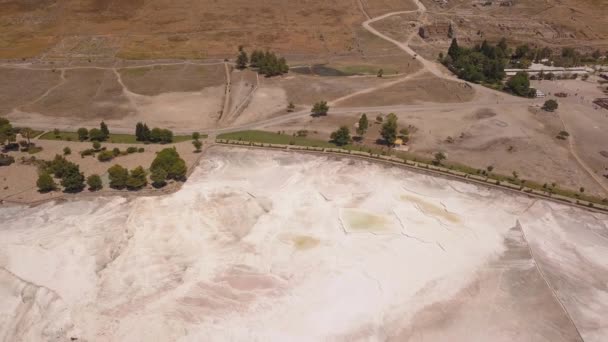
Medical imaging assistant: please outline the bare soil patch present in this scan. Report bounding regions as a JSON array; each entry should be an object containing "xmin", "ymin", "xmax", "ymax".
[
  {"xmin": 23, "ymin": 68, "xmax": 131, "ymax": 119},
  {"xmin": 339, "ymin": 72, "xmax": 475, "ymax": 107},
  {"xmin": 119, "ymin": 64, "xmax": 225, "ymax": 96},
  {"xmin": 0, "ymin": 68, "xmax": 62, "ymax": 116}
]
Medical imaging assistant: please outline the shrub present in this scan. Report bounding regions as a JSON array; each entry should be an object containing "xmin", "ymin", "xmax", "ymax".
[
  {"xmin": 311, "ymin": 101, "xmax": 329, "ymax": 116},
  {"xmin": 138, "ymin": 147, "xmax": 145, "ymax": 153},
  {"xmin": 127, "ymin": 146, "xmax": 138, "ymax": 154},
  {"xmin": 37, "ymin": 173, "xmax": 57, "ymax": 193},
  {"xmin": 86, "ymin": 174, "xmax": 103, "ymax": 191},
  {"xmin": 108, "ymin": 164, "xmax": 128, "ymax": 189},
  {"xmin": 0, "ymin": 154, "xmax": 15, "ymax": 166},
  {"xmin": 63, "ymin": 147, "xmax": 71, "ymax": 155},
  {"xmin": 80, "ymin": 149, "xmax": 95, "ymax": 157},
  {"xmin": 112, "ymin": 147, "xmax": 120, "ymax": 156},
  {"xmin": 150, "ymin": 167, "xmax": 168, "ymax": 188},
  {"xmin": 192, "ymin": 132, "xmax": 200, "ymax": 140},
  {"xmin": 60, "ymin": 164, "xmax": 85, "ymax": 193},
  {"xmin": 92, "ymin": 141, "xmax": 101, "ymax": 151},
  {"xmin": 89, "ymin": 128, "xmax": 105, "ymax": 142},
  {"xmin": 77, "ymin": 128, "xmax": 88, "ymax": 141},
  {"xmin": 97, "ymin": 150, "xmax": 114, "ymax": 162},
  {"xmin": 330, "ymin": 126, "xmax": 351, "ymax": 146},
  {"xmin": 126, "ymin": 166, "xmax": 147, "ymax": 190},
  {"xmin": 542, "ymin": 99, "xmax": 559, "ymax": 112}
]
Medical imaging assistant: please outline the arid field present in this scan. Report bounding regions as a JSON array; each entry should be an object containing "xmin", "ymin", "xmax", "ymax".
[{"xmin": 1, "ymin": 147, "xmax": 607, "ymax": 341}]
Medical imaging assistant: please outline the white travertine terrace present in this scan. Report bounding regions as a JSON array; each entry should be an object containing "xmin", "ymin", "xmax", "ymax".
[{"xmin": 1, "ymin": 147, "xmax": 606, "ymax": 341}]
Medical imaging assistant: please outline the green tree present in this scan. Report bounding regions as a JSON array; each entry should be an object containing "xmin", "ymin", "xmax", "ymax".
[
  {"xmin": 89, "ymin": 128, "xmax": 105, "ymax": 141},
  {"xmin": 250, "ymin": 50, "xmax": 263, "ymax": 67},
  {"xmin": 542, "ymin": 99, "xmax": 559, "ymax": 112},
  {"xmin": 108, "ymin": 164, "xmax": 129, "ymax": 189},
  {"xmin": 0, "ymin": 117, "xmax": 12, "ymax": 145},
  {"xmin": 126, "ymin": 166, "xmax": 147, "ymax": 190},
  {"xmin": 21, "ymin": 127, "xmax": 34, "ymax": 147},
  {"xmin": 46, "ymin": 155, "xmax": 73, "ymax": 178},
  {"xmin": 287, "ymin": 102, "xmax": 296, "ymax": 112},
  {"xmin": 192, "ymin": 132, "xmax": 200, "ymax": 140},
  {"xmin": 193, "ymin": 139, "xmax": 203, "ymax": 152},
  {"xmin": 86, "ymin": 174, "xmax": 103, "ymax": 191},
  {"xmin": 150, "ymin": 167, "xmax": 168, "ymax": 188},
  {"xmin": 77, "ymin": 127, "xmax": 89, "ymax": 141},
  {"xmin": 448, "ymin": 38, "xmax": 461, "ymax": 61},
  {"xmin": 150, "ymin": 148, "xmax": 187, "ymax": 181},
  {"xmin": 236, "ymin": 49, "xmax": 249, "ymax": 69},
  {"xmin": 381, "ymin": 113, "xmax": 398, "ymax": 146},
  {"xmin": 149, "ymin": 128, "xmax": 173, "ymax": 143},
  {"xmin": 330, "ymin": 126, "xmax": 351, "ymax": 146},
  {"xmin": 135, "ymin": 122, "xmax": 145, "ymax": 141},
  {"xmin": 506, "ymin": 72, "xmax": 531, "ymax": 97},
  {"xmin": 433, "ymin": 152, "xmax": 447, "ymax": 165},
  {"xmin": 100, "ymin": 121, "xmax": 109, "ymax": 140},
  {"xmin": 311, "ymin": 101, "xmax": 329, "ymax": 116},
  {"xmin": 92, "ymin": 141, "xmax": 101, "ymax": 151},
  {"xmin": 377, "ymin": 69, "xmax": 384, "ymax": 78},
  {"xmin": 60, "ymin": 164, "xmax": 85, "ymax": 193},
  {"xmin": 357, "ymin": 113, "xmax": 369, "ymax": 137},
  {"xmin": 37, "ymin": 173, "xmax": 57, "ymax": 193}
]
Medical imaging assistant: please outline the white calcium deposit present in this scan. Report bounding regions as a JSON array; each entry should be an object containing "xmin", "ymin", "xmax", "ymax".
[{"xmin": 1, "ymin": 147, "xmax": 606, "ymax": 341}]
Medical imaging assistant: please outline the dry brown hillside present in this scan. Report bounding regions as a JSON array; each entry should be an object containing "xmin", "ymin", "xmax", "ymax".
[{"xmin": 1, "ymin": 0, "xmax": 605, "ymax": 60}]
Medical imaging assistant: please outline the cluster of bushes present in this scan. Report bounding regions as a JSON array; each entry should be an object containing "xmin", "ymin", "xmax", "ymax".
[
  {"xmin": 37, "ymin": 155, "xmax": 86, "ymax": 193},
  {"xmin": 107, "ymin": 148, "xmax": 187, "ymax": 190},
  {"xmin": 76, "ymin": 121, "xmax": 110, "ymax": 142},
  {"xmin": 236, "ymin": 47, "xmax": 289, "ymax": 77},
  {"xmin": 441, "ymin": 38, "xmax": 507, "ymax": 84},
  {"xmin": 135, "ymin": 122, "xmax": 174, "ymax": 144},
  {"xmin": 107, "ymin": 165, "xmax": 148, "ymax": 190},
  {"xmin": 529, "ymin": 71, "xmax": 579, "ymax": 81},
  {"xmin": 79, "ymin": 143, "xmax": 144, "ymax": 160},
  {"xmin": 37, "ymin": 147, "xmax": 187, "ymax": 193}
]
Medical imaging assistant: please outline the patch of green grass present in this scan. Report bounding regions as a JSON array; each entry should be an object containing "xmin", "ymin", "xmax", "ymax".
[
  {"xmin": 218, "ymin": 131, "xmax": 336, "ymax": 148},
  {"xmin": 335, "ymin": 65, "xmax": 398, "ymax": 76},
  {"xmin": 39, "ymin": 131, "xmax": 196, "ymax": 144}
]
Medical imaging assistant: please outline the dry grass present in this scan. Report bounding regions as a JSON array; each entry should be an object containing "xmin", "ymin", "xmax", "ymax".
[{"xmin": 119, "ymin": 64, "xmax": 225, "ymax": 96}]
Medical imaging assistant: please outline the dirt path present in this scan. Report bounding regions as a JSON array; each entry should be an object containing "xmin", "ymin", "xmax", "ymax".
[
  {"xmin": 556, "ymin": 112, "xmax": 608, "ymax": 194},
  {"xmin": 219, "ymin": 62, "xmax": 232, "ymax": 121}
]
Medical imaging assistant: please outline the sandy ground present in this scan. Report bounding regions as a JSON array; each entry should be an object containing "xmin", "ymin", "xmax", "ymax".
[
  {"xmin": 1, "ymin": 147, "xmax": 606, "ymax": 341},
  {"xmin": 0, "ymin": 139, "xmax": 201, "ymax": 204}
]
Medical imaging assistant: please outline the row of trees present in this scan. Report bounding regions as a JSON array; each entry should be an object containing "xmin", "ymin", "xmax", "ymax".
[
  {"xmin": 135, "ymin": 122, "xmax": 174, "ymax": 144},
  {"xmin": 37, "ymin": 148, "xmax": 188, "ymax": 193},
  {"xmin": 236, "ymin": 47, "xmax": 289, "ymax": 76},
  {"xmin": 328, "ymin": 113, "xmax": 403, "ymax": 147},
  {"xmin": 76, "ymin": 121, "xmax": 110, "ymax": 141}
]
